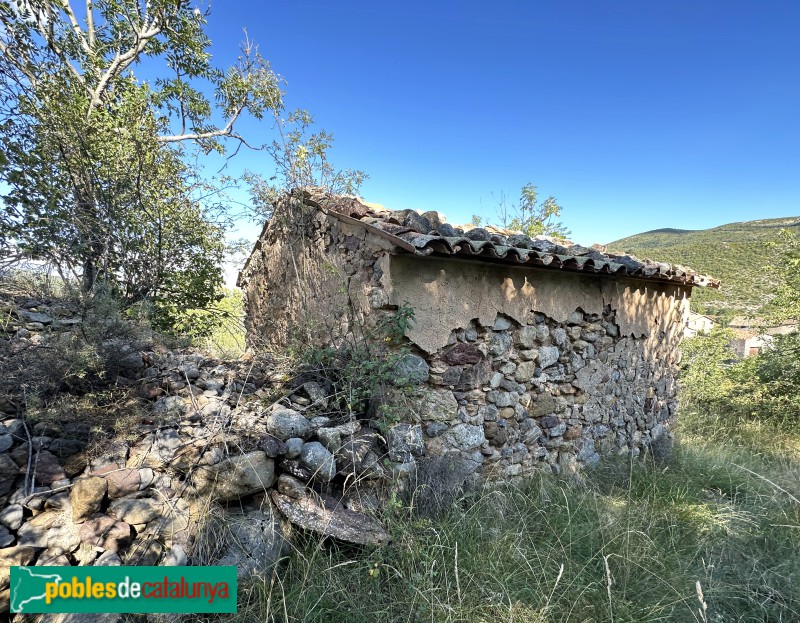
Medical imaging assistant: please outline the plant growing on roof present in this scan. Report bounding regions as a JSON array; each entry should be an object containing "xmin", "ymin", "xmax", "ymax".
[
  {"xmin": 244, "ymin": 109, "xmax": 368, "ymax": 223},
  {"xmin": 473, "ymin": 183, "xmax": 571, "ymax": 239}
]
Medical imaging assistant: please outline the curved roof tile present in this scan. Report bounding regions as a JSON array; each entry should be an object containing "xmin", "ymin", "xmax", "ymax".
[{"xmin": 302, "ymin": 189, "xmax": 720, "ymax": 289}]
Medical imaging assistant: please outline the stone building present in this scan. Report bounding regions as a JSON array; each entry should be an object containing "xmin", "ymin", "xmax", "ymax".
[{"xmin": 239, "ymin": 189, "xmax": 719, "ymax": 479}]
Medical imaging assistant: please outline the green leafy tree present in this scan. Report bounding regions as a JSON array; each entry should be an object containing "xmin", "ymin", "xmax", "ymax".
[
  {"xmin": 477, "ymin": 183, "xmax": 570, "ymax": 238},
  {"xmin": 0, "ymin": 0, "xmax": 283, "ymax": 325},
  {"xmin": 680, "ymin": 327, "xmax": 738, "ymax": 407}
]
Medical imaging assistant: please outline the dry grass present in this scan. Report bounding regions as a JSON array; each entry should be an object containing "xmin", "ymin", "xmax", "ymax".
[{"xmin": 200, "ymin": 406, "xmax": 800, "ymax": 623}]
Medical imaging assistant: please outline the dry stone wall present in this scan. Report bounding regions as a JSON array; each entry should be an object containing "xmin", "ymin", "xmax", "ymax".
[
  {"xmin": 240, "ymin": 194, "xmax": 393, "ymax": 351},
  {"xmin": 383, "ymin": 305, "xmax": 680, "ymax": 486}
]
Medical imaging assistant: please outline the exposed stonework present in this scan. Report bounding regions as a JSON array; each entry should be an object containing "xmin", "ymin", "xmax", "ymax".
[{"xmin": 239, "ymin": 190, "xmax": 709, "ymax": 482}]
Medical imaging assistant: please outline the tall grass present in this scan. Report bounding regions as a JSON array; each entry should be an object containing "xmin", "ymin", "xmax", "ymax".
[{"xmin": 218, "ymin": 406, "xmax": 800, "ymax": 623}]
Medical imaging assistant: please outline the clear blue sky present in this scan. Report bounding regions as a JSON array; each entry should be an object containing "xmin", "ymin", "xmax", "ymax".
[{"xmin": 200, "ymin": 0, "xmax": 800, "ymax": 246}]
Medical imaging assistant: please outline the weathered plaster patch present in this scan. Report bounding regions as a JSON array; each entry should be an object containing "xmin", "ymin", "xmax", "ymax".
[
  {"xmin": 384, "ymin": 255, "xmax": 690, "ymax": 353},
  {"xmin": 601, "ymin": 280, "xmax": 690, "ymax": 339},
  {"xmin": 385, "ymin": 255, "xmax": 605, "ymax": 353}
]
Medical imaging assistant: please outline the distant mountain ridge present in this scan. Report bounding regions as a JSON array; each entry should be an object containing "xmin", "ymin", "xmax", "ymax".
[{"xmin": 607, "ymin": 216, "xmax": 800, "ymax": 315}]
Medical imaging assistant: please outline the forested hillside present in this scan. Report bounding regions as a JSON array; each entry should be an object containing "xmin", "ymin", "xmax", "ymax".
[{"xmin": 608, "ymin": 217, "xmax": 800, "ymax": 315}]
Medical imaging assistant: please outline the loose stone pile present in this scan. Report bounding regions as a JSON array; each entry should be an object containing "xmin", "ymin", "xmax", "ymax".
[{"xmin": 0, "ymin": 296, "xmax": 393, "ymax": 614}]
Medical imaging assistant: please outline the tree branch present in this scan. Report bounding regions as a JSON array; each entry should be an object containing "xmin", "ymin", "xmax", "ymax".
[
  {"xmin": 85, "ymin": 0, "xmax": 95, "ymax": 47},
  {"xmin": 0, "ymin": 39, "xmax": 36, "ymax": 86},
  {"xmin": 57, "ymin": 0, "xmax": 92, "ymax": 57},
  {"xmin": 156, "ymin": 104, "xmax": 244, "ymax": 144},
  {"xmin": 87, "ymin": 21, "xmax": 163, "ymax": 115},
  {"xmin": 8, "ymin": 4, "xmax": 86, "ymax": 87}
]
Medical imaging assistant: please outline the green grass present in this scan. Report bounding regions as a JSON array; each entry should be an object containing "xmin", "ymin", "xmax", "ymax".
[
  {"xmin": 218, "ymin": 406, "xmax": 800, "ymax": 623},
  {"xmin": 607, "ymin": 216, "xmax": 800, "ymax": 315}
]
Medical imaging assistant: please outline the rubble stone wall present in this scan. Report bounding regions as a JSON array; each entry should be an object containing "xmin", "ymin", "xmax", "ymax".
[{"xmin": 240, "ymin": 197, "xmax": 394, "ymax": 350}]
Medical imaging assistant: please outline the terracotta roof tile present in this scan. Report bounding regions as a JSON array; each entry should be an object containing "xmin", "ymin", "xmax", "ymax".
[{"xmin": 303, "ymin": 189, "xmax": 721, "ymax": 289}]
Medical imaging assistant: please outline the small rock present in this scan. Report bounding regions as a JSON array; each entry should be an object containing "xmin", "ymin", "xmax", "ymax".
[
  {"xmin": 162, "ymin": 544, "xmax": 188, "ymax": 566},
  {"xmin": 302, "ymin": 381, "xmax": 329, "ymax": 406},
  {"xmin": 266, "ymin": 409, "xmax": 311, "ymax": 440},
  {"xmin": 36, "ymin": 551, "xmax": 71, "ymax": 566},
  {"xmin": 130, "ymin": 538, "xmax": 164, "ymax": 565},
  {"xmin": 258, "ymin": 434, "xmax": 288, "ymax": 458},
  {"xmin": 537, "ymin": 346, "xmax": 560, "ymax": 369},
  {"xmin": 46, "ymin": 520, "xmax": 81, "ymax": 555},
  {"xmin": 284, "ymin": 438, "xmax": 303, "ymax": 459},
  {"xmin": 0, "ymin": 434, "xmax": 13, "ymax": 454},
  {"xmin": 213, "ymin": 506, "xmax": 289, "ymax": 579},
  {"xmin": 108, "ymin": 497, "xmax": 162, "ymax": 525},
  {"xmin": 138, "ymin": 468, "xmax": 155, "ymax": 490},
  {"xmin": 443, "ymin": 343, "xmax": 482, "ymax": 366},
  {"xmin": 446, "ymin": 424, "xmax": 486, "ymax": 451},
  {"xmin": 514, "ymin": 361, "xmax": 537, "ymax": 383},
  {"xmin": 276, "ymin": 474, "xmax": 307, "ymax": 499},
  {"xmin": 71, "ymin": 476, "xmax": 108, "ymax": 522},
  {"xmin": 299, "ymin": 442, "xmax": 336, "ymax": 483},
  {"xmin": 392, "ymin": 354, "xmax": 430, "ymax": 385},
  {"xmin": 193, "ymin": 451, "xmax": 276, "ymax": 501},
  {"xmin": 0, "ymin": 504, "xmax": 24, "ymax": 530},
  {"xmin": 18, "ymin": 310, "xmax": 52, "ymax": 325},
  {"xmin": 272, "ymin": 490, "xmax": 388, "ymax": 545},
  {"xmin": 74, "ymin": 541, "xmax": 100, "ymax": 565},
  {"xmin": 79, "ymin": 514, "xmax": 132, "ymax": 552},
  {"xmin": 0, "ymin": 525, "xmax": 13, "ymax": 547},
  {"xmin": 493, "ymin": 315, "xmax": 513, "ymax": 330},
  {"xmin": 412, "ymin": 388, "xmax": 458, "ymax": 422},
  {"xmin": 28, "ymin": 450, "xmax": 66, "ymax": 486},
  {"xmin": 488, "ymin": 332, "xmax": 512, "ymax": 357},
  {"xmin": 315, "ymin": 427, "xmax": 341, "ymax": 453},
  {"xmin": 387, "ymin": 424, "xmax": 424, "ymax": 462},
  {"xmin": 45, "ymin": 491, "xmax": 71, "ymax": 511},
  {"xmin": 95, "ymin": 550, "xmax": 123, "ymax": 566},
  {"xmin": 517, "ymin": 326, "xmax": 538, "ymax": 348},
  {"xmin": 308, "ymin": 415, "xmax": 331, "ymax": 430},
  {"xmin": 152, "ymin": 396, "xmax": 187, "ymax": 419},
  {"xmin": 154, "ymin": 428, "xmax": 182, "ymax": 463},
  {"xmin": 564, "ymin": 425, "xmax": 583, "ymax": 441},
  {"xmin": 567, "ymin": 311, "xmax": 584, "ymax": 325},
  {"xmin": 48, "ymin": 438, "xmax": 86, "ymax": 458},
  {"xmin": 18, "ymin": 512, "xmax": 59, "ymax": 547},
  {"xmin": 101, "ymin": 468, "xmax": 141, "ymax": 499}
]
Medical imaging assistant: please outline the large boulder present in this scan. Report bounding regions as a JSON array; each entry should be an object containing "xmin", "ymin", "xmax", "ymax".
[
  {"xmin": 271, "ymin": 490, "xmax": 388, "ymax": 545},
  {"xmin": 193, "ymin": 451, "xmax": 276, "ymax": 501},
  {"xmin": 212, "ymin": 505, "xmax": 289, "ymax": 579}
]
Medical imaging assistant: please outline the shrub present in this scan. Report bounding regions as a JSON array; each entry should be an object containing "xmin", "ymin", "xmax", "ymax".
[{"xmin": 681, "ymin": 329, "xmax": 800, "ymax": 425}]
